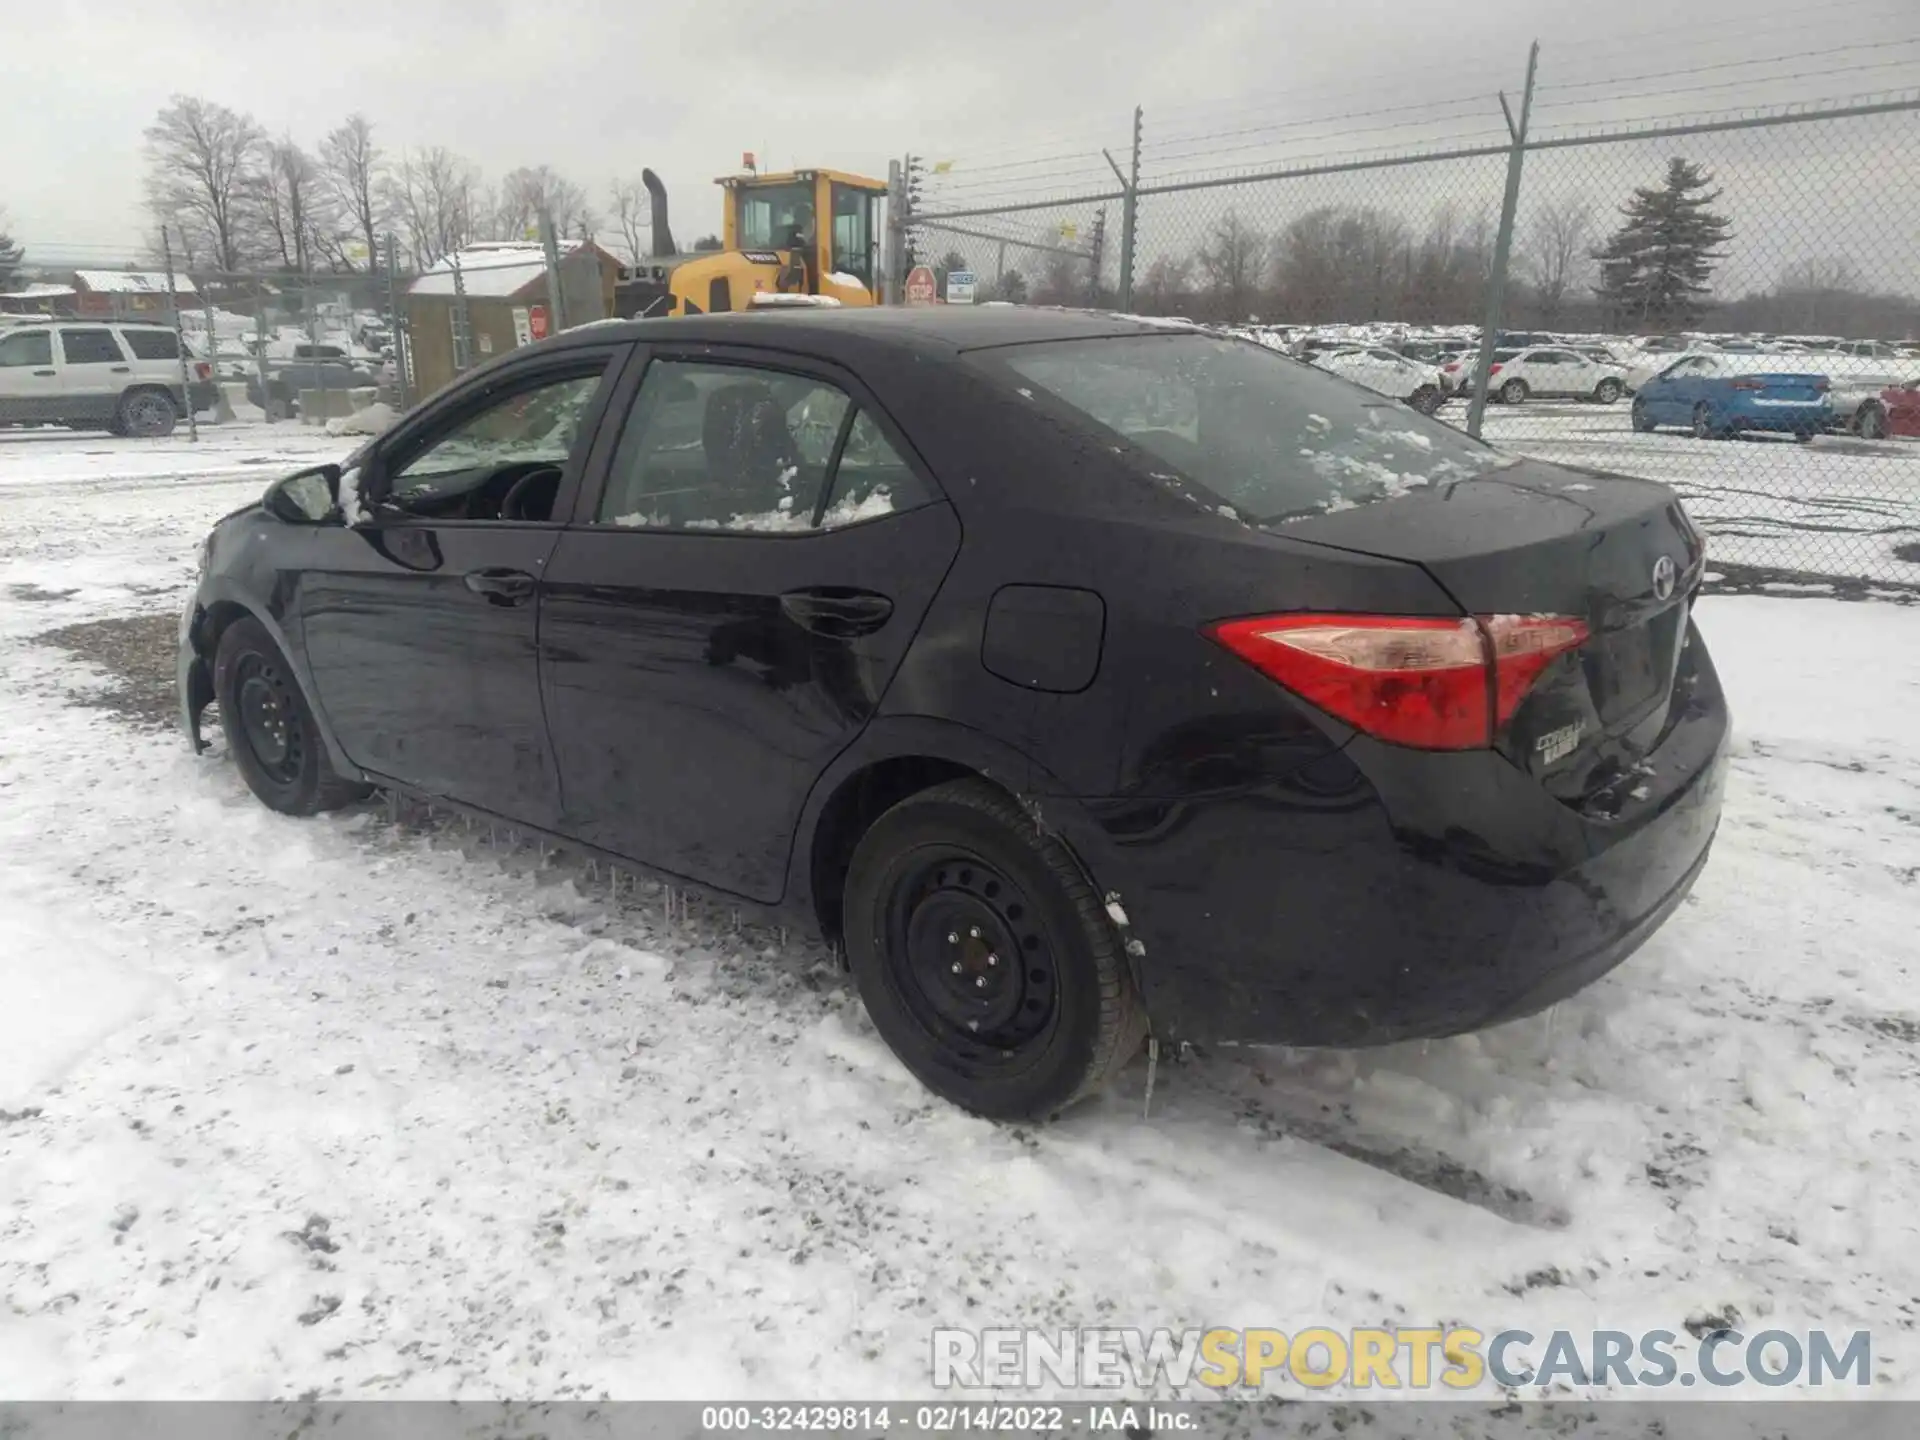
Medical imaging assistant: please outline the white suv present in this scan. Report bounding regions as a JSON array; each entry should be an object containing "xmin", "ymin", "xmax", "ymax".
[
  {"xmin": 1314, "ymin": 346, "xmax": 1446, "ymax": 414},
  {"xmin": 1486, "ymin": 346, "xmax": 1629, "ymax": 404},
  {"xmin": 0, "ymin": 321, "xmax": 217, "ymax": 436}
]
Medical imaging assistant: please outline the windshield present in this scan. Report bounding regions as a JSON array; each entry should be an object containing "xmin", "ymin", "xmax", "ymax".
[
  {"xmin": 991, "ymin": 334, "xmax": 1511, "ymax": 524},
  {"xmin": 736, "ymin": 182, "xmax": 813, "ymax": 250}
]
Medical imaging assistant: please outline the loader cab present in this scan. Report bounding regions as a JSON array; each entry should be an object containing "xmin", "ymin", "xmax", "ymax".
[{"xmin": 719, "ymin": 168, "xmax": 886, "ymax": 299}]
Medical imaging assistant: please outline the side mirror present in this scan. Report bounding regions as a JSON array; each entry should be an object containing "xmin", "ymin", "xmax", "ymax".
[{"xmin": 262, "ymin": 464, "xmax": 342, "ymax": 525}]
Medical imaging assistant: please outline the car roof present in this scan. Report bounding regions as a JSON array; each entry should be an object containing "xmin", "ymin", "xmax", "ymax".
[{"xmin": 548, "ymin": 306, "xmax": 1207, "ymax": 362}]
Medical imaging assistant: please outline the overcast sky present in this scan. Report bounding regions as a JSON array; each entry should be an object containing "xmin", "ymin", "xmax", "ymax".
[{"xmin": 4, "ymin": 0, "xmax": 1917, "ymax": 264}]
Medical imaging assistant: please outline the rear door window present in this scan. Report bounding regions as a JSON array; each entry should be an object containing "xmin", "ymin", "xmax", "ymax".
[
  {"xmin": 593, "ymin": 358, "xmax": 932, "ymax": 532},
  {"xmin": 990, "ymin": 333, "xmax": 1509, "ymax": 524}
]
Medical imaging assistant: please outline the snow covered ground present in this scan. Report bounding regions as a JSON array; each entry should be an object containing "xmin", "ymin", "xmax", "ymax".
[
  {"xmin": 1476, "ymin": 401, "xmax": 1920, "ymax": 590},
  {"xmin": 1, "ymin": 423, "xmax": 1919, "ymax": 1413}
]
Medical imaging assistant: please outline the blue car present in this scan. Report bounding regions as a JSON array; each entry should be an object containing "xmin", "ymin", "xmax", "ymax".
[{"xmin": 1630, "ymin": 354, "xmax": 1831, "ymax": 440}]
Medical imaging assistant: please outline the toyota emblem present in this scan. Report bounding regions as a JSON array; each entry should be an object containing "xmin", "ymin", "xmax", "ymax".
[{"xmin": 1652, "ymin": 555, "xmax": 1677, "ymax": 600}]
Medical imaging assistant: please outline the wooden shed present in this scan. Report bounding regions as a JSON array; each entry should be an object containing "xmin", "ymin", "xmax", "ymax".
[{"xmin": 404, "ymin": 241, "xmax": 620, "ymax": 401}]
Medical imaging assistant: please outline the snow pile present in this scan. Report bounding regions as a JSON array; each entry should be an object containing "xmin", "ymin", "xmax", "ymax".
[{"xmin": 324, "ymin": 403, "xmax": 398, "ymax": 438}]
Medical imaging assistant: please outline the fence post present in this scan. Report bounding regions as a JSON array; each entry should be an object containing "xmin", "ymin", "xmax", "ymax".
[
  {"xmin": 159, "ymin": 227, "xmax": 199, "ymax": 443},
  {"xmin": 539, "ymin": 207, "xmax": 568, "ymax": 332},
  {"xmin": 385, "ymin": 233, "xmax": 410, "ymax": 411},
  {"xmin": 1464, "ymin": 40, "xmax": 1540, "ymax": 440}
]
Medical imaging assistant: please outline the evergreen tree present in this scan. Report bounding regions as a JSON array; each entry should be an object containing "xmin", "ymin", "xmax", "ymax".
[
  {"xmin": 0, "ymin": 212, "xmax": 22, "ymax": 290},
  {"xmin": 1592, "ymin": 158, "xmax": 1731, "ymax": 329}
]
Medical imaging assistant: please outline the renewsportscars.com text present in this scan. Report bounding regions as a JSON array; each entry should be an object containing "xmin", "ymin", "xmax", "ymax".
[{"xmin": 932, "ymin": 1326, "xmax": 1873, "ymax": 1392}]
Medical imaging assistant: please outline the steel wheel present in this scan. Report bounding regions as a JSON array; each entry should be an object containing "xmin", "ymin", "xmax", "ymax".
[
  {"xmin": 232, "ymin": 651, "xmax": 305, "ymax": 785},
  {"xmin": 211, "ymin": 616, "xmax": 370, "ymax": 816},
  {"xmin": 1595, "ymin": 378, "xmax": 1624, "ymax": 404},
  {"xmin": 121, "ymin": 391, "xmax": 177, "ymax": 438},
  {"xmin": 1500, "ymin": 378, "xmax": 1528, "ymax": 405},
  {"xmin": 1858, "ymin": 405, "xmax": 1888, "ymax": 440},
  {"xmin": 842, "ymin": 778, "xmax": 1146, "ymax": 1119},
  {"xmin": 885, "ymin": 848, "xmax": 1058, "ymax": 1066}
]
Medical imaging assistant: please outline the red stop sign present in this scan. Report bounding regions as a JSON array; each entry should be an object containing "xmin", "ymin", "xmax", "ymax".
[
  {"xmin": 905, "ymin": 266, "xmax": 938, "ymax": 305},
  {"xmin": 528, "ymin": 305, "xmax": 550, "ymax": 340}
]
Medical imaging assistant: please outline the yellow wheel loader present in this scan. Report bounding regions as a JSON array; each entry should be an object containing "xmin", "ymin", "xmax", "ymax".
[{"xmin": 615, "ymin": 164, "xmax": 889, "ymax": 319}]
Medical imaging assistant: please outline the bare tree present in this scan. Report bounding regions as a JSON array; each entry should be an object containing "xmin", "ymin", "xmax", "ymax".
[
  {"xmin": 144, "ymin": 95, "xmax": 265, "ymax": 273},
  {"xmin": 1522, "ymin": 195, "xmax": 1596, "ymax": 326},
  {"xmin": 320, "ymin": 114, "xmax": 386, "ymax": 270},
  {"xmin": 1030, "ymin": 250, "xmax": 1086, "ymax": 306},
  {"xmin": 1134, "ymin": 254, "xmax": 1193, "ymax": 315},
  {"xmin": 1778, "ymin": 256, "xmax": 1861, "ymax": 293},
  {"xmin": 497, "ymin": 164, "xmax": 591, "ymax": 242},
  {"xmin": 608, "ymin": 178, "xmax": 651, "ymax": 263},
  {"xmin": 383, "ymin": 147, "xmax": 486, "ymax": 269},
  {"xmin": 1196, "ymin": 211, "xmax": 1265, "ymax": 321},
  {"xmin": 243, "ymin": 137, "xmax": 330, "ymax": 272}
]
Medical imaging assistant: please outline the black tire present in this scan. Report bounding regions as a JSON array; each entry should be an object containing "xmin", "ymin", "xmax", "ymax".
[
  {"xmin": 842, "ymin": 778, "xmax": 1147, "ymax": 1120},
  {"xmin": 1594, "ymin": 378, "xmax": 1625, "ymax": 404},
  {"xmin": 1631, "ymin": 401, "xmax": 1656, "ymax": 433},
  {"xmin": 1409, "ymin": 385, "xmax": 1442, "ymax": 416},
  {"xmin": 213, "ymin": 616, "xmax": 370, "ymax": 816},
  {"xmin": 1499, "ymin": 378, "xmax": 1528, "ymax": 405},
  {"xmin": 117, "ymin": 388, "xmax": 177, "ymax": 438},
  {"xmin": 1857, "ymin": 404, "xmax": 1889, "ymax": 440}
]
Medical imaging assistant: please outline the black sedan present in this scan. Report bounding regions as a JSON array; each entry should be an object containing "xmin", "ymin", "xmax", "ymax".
[{"xmin": 179, "ymin": 308, "xmax": 1728, "ymax": 1120}]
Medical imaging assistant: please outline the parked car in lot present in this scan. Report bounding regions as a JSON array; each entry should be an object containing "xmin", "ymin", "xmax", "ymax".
[
  {"xmin": 1485, "ymin": 346, "xmax": 1629, "ymax": 404},
  {"xmin": 245, "ymin": 361, "xmax": 376, "ymax": 419},
  {"xmin": 1630, "ymin": 353, "xmax": 1831, "ymax": 439},
  {"xmin": 179, "ymin": 308, "xmax": 1727, "ymax": 1119},
  {"xmin": 0, "ymin": 320, "xmax": 216, "ymax": 435},
  {"xmin": 1312, "ymin": 346, "xmax": 1445, "ymax": 413},
  {"xmin": 1853, "ymin": 378, "xmax": 1920, "ymax": 439}
]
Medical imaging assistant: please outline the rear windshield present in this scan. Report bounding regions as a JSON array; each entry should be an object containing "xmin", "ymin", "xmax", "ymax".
[{"xmin": 990, "ymin": 333, "xmax": 1509, "ymax": 524}]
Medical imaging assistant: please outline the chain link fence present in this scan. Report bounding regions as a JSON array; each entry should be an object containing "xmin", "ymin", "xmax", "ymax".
[
  {"xmin": 903, "ymin": 93, "xmax": 1920, "ymax": 592},
  {"xmin": 9, "ymin": 214, "xmax": 619, "ymax": 437}
]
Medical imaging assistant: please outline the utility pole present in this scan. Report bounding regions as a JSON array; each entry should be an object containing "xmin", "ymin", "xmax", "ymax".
[
  {"xmin": 385, "ymin": 233, "xmax": 410, "ymax": 410},
  {"xmin": 160, "ymin": 226, "xmax": 199, "ymax": 442},
  {"xmin": 450, "ymin": 249, "xmax": 472, "ymax": 373},
  {"xmin": 539, "ymin": 207, "xmax": 568, "ymax": 332},
  {"xmin": 1104, "ymin": 105, "xmax": 1143, "ymax": 312},
  {"xmin": 1087, "ymin": 208, "xmax": 1107, "ymax": 307},
  {"xmin": 884, "ymin": 159, "xmax": 905, "ymax": 305},
  {"xmin": 1465, "ymin": 41, "xmax": 1540, "ymax": 441}
]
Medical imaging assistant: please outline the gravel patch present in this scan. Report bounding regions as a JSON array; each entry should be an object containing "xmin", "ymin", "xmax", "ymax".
[{"xmin": 33, "ymin": 612, "xmax": 181, "ymax": 732}]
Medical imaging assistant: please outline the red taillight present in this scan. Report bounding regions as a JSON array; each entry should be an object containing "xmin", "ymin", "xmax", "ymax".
[
  {"xmin": 1208, "ymin": 612, "xmax": 1589, "ymax": 751},
  {"xmin": 1488, "ymin": 363, "xmax": 1503, "ymax": 375},
  {"xmin": 195, "ymin": 361, "xmax": 212, "ymax": 380},
  {"xmin": 1812, "ymin": 379, "xmax": 1829, "ymax": 393}
]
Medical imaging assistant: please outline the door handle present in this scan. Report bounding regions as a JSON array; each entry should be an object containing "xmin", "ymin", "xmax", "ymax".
[
  {"xmin": 110, "ymin": 365, "xmax": 131, "ymax": 373},
  {"xmin": 780, "ymin": 588, "xmax": 893, "ymax": 638},
  {"xmin": 464, "ymin": 568, "xmax": 537, "ymax": 605},
  {"xmin": 32, "ymin": 369, "xmax": 54, "ymax": 377}
]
